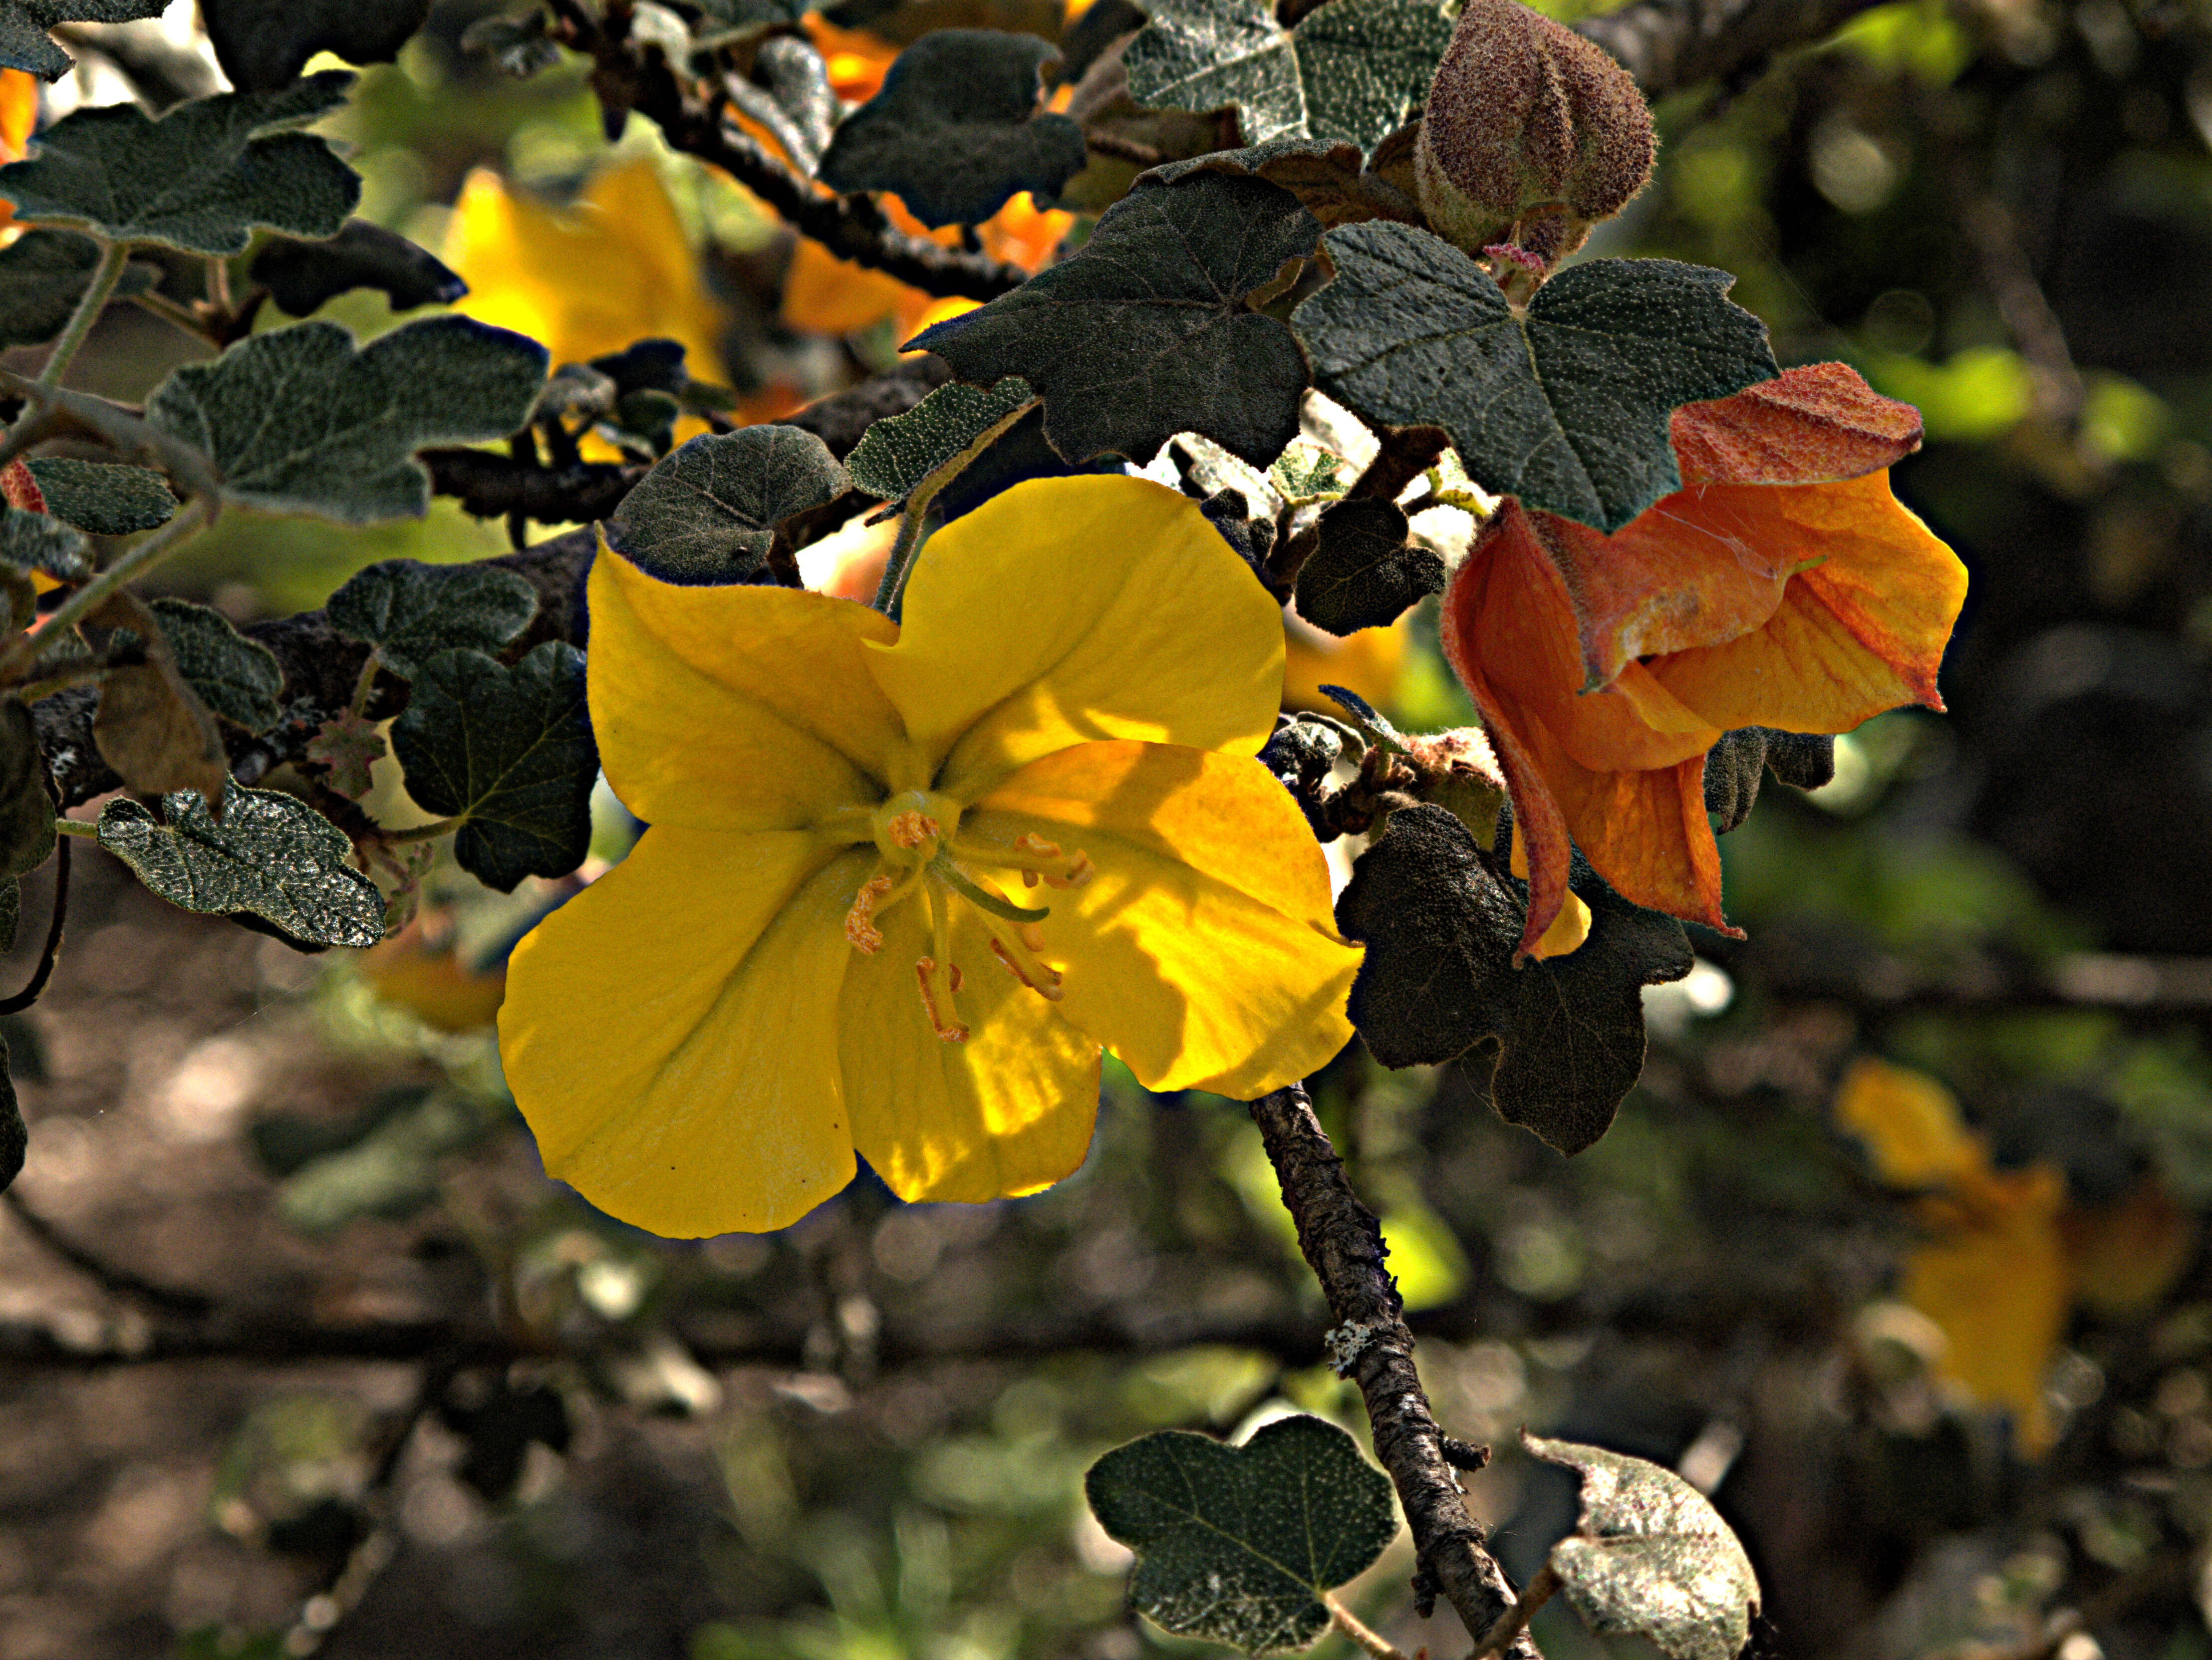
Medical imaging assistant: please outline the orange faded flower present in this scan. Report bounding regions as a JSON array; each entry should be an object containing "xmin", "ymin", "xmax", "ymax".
[
  {"xmin": 1441, "ymin": 362, "xmax": 1968, "ymax": 956},
  {"xmin": 0, "ymin": 69, "xmax": 35, "ymax": 232}
]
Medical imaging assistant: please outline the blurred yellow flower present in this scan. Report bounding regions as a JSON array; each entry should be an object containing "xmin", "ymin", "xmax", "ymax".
[
  {"xmin": 1282, "ymin": 606, "xmax": 1407, "ymax": 715},
  {"xmin": 782, "ymin": 189, "xmax": 1072, "ymax": 342},
  {"xmin": 500, "ymin": 476, "xmax": 1360, "ymax": 1236}
]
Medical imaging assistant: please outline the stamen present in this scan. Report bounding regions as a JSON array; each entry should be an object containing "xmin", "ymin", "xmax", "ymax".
[
  {"xmin": 843, "ymin": 874, "xmax": 894, "ymax": 953},
  {"xmin": 1043, "ymin": 851, "xmax": 1094, "ymax": 889},
  {"xmin": 914, "ymin": 957, "xmax": 968, "ymax": 1042},
  {"xmin": 989, "ymin": 936, "xmax": 1064, "ymax": 1001},
  {"xmin": 960, "ymin": 831, "xmax": 1096, "ymax": 891},
  {"xmin": 885, "ymin": 810, "xmax": 941, "ymax": 850}
]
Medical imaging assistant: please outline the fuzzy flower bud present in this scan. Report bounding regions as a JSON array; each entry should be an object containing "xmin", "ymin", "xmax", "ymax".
[{"xmin": 1413, "ymin": 0, "xmax": 1656, "ymax": 273}]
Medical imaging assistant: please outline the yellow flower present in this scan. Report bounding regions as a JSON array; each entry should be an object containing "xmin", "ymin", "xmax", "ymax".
[{"xmin": 499, "ymin": 476, "xmax": 1362, "ymax": 1236}]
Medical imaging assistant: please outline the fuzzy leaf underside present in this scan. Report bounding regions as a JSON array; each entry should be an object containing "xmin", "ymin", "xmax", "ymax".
[{"xmin": 608, "ymin": 425, "xmax": 848, "ymax": 584}]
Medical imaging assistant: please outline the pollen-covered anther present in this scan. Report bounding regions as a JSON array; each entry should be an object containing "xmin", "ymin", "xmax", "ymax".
[
  {"xmin": 915, "ymin": 956, "xmax": 968, "ymax": 1042},
  {"xmin": 843, "ymin": 874, "xmax": 893, "ymax": 953},
  {"xmin": 886, "ymin": 810, "xmax": 942, "ymax": 850},
  {"xmin": 990, "ymin": 937, "xmax": 1065, "ymax": 1001},
  {"xmin": 1011, "ymin": 832, "xmax": 1094, "ymax": 889},
  {"xmin": 1043, "ymin": 851, "xmax": 1094, "ymax": 889}
]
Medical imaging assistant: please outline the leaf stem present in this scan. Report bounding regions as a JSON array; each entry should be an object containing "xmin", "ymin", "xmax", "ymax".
[
  {"xmin": 1324, "ymin": 1592, "xmax": 1410, "ymax": 1660},
  {"xmin": 35, "ymin": 238, "xmax": 128, "ymax": 392},
  {"xmin": 349, "ymin": 651, "xmax": 383, "ymax": 717},
  {"xmin": 870, "ymin": 398, "xmax": 1037, "ymax": 620},
  {"xmin": 51, "ymin": 819, "xmax": 97, "ymax": 839},
  {"xmin": 130, "ymin": 289, "xmax": 220, "ymax": 343},
  {"xmin": 0, "ymin": 834, "xmax": 69, "ymax": 1016},
  {"xmin": 1467, "ymin": 1564, "xmax": 1560, "ymax": 1660},
  {"xmin": 378, "ymin": 817, "xmax": 464, "ymax": 845},
  {"xmin": 0, "ymin": 495, "xmax": 213, "ymax": 683}
]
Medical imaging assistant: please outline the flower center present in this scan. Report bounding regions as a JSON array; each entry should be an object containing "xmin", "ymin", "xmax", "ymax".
[{"xmin": 841, "ymin": 791, "xmax": 1093, "ymax": 1043}]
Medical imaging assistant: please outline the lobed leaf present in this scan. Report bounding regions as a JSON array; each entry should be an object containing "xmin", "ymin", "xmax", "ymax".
[
  {"xmin": 845, "ymin": 376, "xmax": 1034, "ymax": 507},
  {"xmin": 326, "ymin": 557, "xmax": 540, "ymax": 681},
  {"xmin": 816, "ymin": 29, "xmax": 1088, "ymax": 229},
  {"xmin": 1293, "ymin": 498, "xmax": 1443, "ymax": 634},
  {"xmin": 1523, "ymin": 1433, "xmax": 1761, "ymax": 1660},
  {"xmin": 389, "ymin": 642, "xmax": 596, "ymax": 894},
  {"xmin": 145, "ymin": 315, "xmax": 548, "ymax": 522},
  {"xmin": 1293, "ymin": 225, "xmax": 1779, "ymax": 531},
  {"xmin": 1144, "ymin": 138, "xmax": 1422, "ymax": 229},
  {"xmin": 252, "ymin": 218, "xmax": 467, "ymax": 318},
  {"xmin": 1086, "ymin": 1415, "xmax": 1398, "ymax": 1655},
  {"xmin": 0, "ymin": 503, "xmax": 88, "ymax": 580},
  {"xmin": 0, "ymin": 73, "xmax": 362, "ymax": 254},
  {"xmin": 24, "ymin": 458, "xmax": 174, "ymax": 536},
  {"xmin": 911, "ymin": 171, "xmax": 1319, "ymax": 469},
  {"xmin": 0, "ymin": 228, "xmax": 157, "ymax": 348},
  {"xmin": 201, "ymin": 0, "xmax": 432, "ymax": 92},
  {"xmin": 97, "ymin": 784, "xmax": 385, "ymax": 949},
  {"xmin": 0, "ymin": 0, "xmax": 166, "ymax": 81},
  {"xmin": 120, "ymin": 599, "xmax": 284, "ymax": 734},
  {"xmin": 607, "ymin": 424, "xmax": 847, "ymax": 584}
]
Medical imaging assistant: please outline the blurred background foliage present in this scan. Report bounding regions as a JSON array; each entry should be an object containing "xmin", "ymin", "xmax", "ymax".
[{"xmin": 7, "ymin": 0, "xmax": 2212, "ymax": 1657}]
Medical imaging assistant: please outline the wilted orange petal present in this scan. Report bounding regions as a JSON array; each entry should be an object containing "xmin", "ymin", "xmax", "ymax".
[
  {"xmin": 806, "ymin": 16, "xmax": 896, "ymax": 103},
  {"xmin": 1647, "ymin": 470, "xmax": 1967, "ymax": 732},
  {"xmin": 1672, "ymin": 360, "xmax": 1924, "ymax": 487}
]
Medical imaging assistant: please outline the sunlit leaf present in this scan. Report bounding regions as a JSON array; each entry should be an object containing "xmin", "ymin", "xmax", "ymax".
[{"xmin": 845, "ymin": 375, "xmax": 1033, "ymax": 507}]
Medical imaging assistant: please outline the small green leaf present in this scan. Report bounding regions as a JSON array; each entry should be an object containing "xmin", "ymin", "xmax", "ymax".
[
  {"xmin": 145, "ymin": 315, "xmax": 549, "ymax": 522},
  {"xmin": 1294, "ymin": 498, "xmax": 1442, "ymax": 634},
  {"xmin": 1086, "ymin": 1415, "xmax": 1397, "ymax": 1655},
  {"xmin": 0, "ymin": 503, "xmax": 89, "ymax": 580},
  {"xmin": 0, "ymin": 74, "xmax": 362, "ymax": 254},
  {"xmin": 24, "ymin": 458, "xmax": 175, "ymax": 536},
  {"xmin": 389, "ymin": 642, "xmax": 596, "ymax": 893},
  {"xmin": 607, "ymin": 424, "xmax": 848, "ymax": 584},
  {"xmin": 0, "ymin": 0, "xmax": 167, "ymax": 80},
  {"xmin": 816, "ymin": 29, "xmax": 1088, "ymax": 229},
  {"xmin": 1270, "ymin": 442, "xmax": 1351, "ymax": 503},
  {"xmin": 845, "ymin": 376, "xmax": 1034, "ymax": 506},
  {"xmin": 201, "ymin": 0, "xmax": 431, "ymax": 92},
  {"xmin": 1294, "ymin": 226, "xmax": 1780, "ymax": 531},
  {"xmin": 0, "ymin": 228, "xmax": 157, "ymax": 348},
  {"xmin": 1334, "ymin": 805, "xmax": 1693, "ymax": 1153},
  {"xmin": 0, "ymin": 701, "xmax": 54, "ymax": 879},
  {"xmin": 96, "ymin": 784, "xmax": 385, "ymax": 949},
  {"xmin": 1703, "ymin": 726, "xmax": 1836, "ymax": 833},
  {"xmin": 132, "ymin": 598, "xmax": 284, "ymax": 733},
  {"xmin": 251, "ymin": 218, "xmax": 467, "ymax": 318},
  {"xmin": 911, "ymin": 172, "xmax": 1319, "ymax": 469},
  {"xmin": 326, "ymin": 557, "xmax": 539, "ymax": 681},
  {"xmin": 1125, "ymin": 0, "xmax": 1453, "ymax": 152},
  {"xmin": 305, "ymin": 709, "xmax": 386, "ymax": 801},
  {"xmin": 1523, "ymin": 1433, "xmax": 1762, "ymax": 1660}
]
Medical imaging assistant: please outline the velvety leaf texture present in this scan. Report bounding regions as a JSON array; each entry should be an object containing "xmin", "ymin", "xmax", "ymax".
[
  {"xmin": 389, "ymin": 643, "xmax": 595, "ymax": 893},
  {"xmin": 202, "ymin": 0, "xmax": 432, "ymax": 92},
  {"xmin": 0, "ymin": 229, "xmax": 156, "ymax": 348},
  {"xmin": 911, "ymin": 172, "xmax": 1319, "ymax": 469},
  {"xmin": 1334, "ymin": 805, "xmax": 1692, "ymax": 1154},
  {"xmin": 816, "ymin": 29, "xmax": 1088, "ymax": 228},
  {"xmin": 0, "ymin": 73, "xmax": 362, "ymax": 254},
  {"xmin": 97, "ymin": 785, "xmax": 386, "ymax": 949},
  {"xmin": 252, "ymin": 219, "xmax": 468, "ymax": 318},
  {"xmin": 0, "ymin": 0, "xmax": 167, "ymax": 80},
  {"xmin": 1294, "ymin": 225, "xmax": 1780, "ymax": 531},
  {"xmin": 845, "ymin": 376, "xmax": 1034, "ymax": 505},
  {"xmin": 0, "ymin": 504, "xmax": 88, "ymax": 580},
  {"xmin": 1523, "ymin": 1434, "xmax": 1762, "ymax": 1660},
  {"xmin": 135, "ymin": 599, "xmax": 284, "ymax": 733},
  {"xmin": 145, "ymin": 316, "xmax": 548, "ymax": 523},
  {"xmin": 1144, "ymin": 139, "xmax": 1422, "ymax": 229},
  {"xmin": 608, "ymin": 424, "xmax": 848, "ymax": 584},
  {"xmin": 1086, "ymin": 1415, "xmax": 1397, "ymax": 1655},
  {"xmin": 1293, "ymin": 498, "xmax": 1442, "ymax": 634},
  {"xmin": 326, "ymin": 557, "xmax": 539, "ymax": 681},
  {"xmin": 0, "ymin": 700, "xmax": 54, "ymax": 880},
  {"xmin": 1124, "ymin": 0, "xmax": 1453, "ymax": 152},
  {"xmin": 1703, "ymin": 726, "xmax": 1837, "ymax": 833},
  {"xmin": 24, "ymin": 457, "xmax": 175, "ymax": 535}
]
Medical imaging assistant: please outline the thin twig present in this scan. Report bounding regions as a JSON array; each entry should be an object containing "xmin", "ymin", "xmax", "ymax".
[
  {"xmin": 1468, "ymin": 1565, "xmax": 1561, "ymax": 1660},
  {"xmin": 0, "ymin": 834, "xmax": 67, "ymax": 1016},
  {"xmin": 34, "ymin": 239, "xmax": 127, "ymax": 392},
  {"xmin": 1326, "ymin": 1591, "xmax": 1412, "ymax": 1660},
  {"xmin": 0, "ymin": 495, "xmax": 214, "ymax": 681}
]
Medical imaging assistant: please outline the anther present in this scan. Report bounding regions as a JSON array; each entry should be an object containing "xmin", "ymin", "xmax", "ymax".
[
  {"xmin": 1044, "ymin": 851, "xmax": 1094, "ymax": 889},
  {"xmin": 915, "ymin": 957, "xmax": 968, "ymax": 1043},
  {"xmin": 844, "ymin": 874, "xmax": 893, "ymax": 953},
  {"xmin": 886, "ymin": 810, "xmax": 941, "ymax": 850},
  {"xmin": 990, "ymin": 938, "xmax": 1064, "ymax": 1001}
]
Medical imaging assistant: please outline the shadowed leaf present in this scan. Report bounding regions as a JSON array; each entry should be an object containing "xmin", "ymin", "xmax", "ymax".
[
  {"xmin": 0, "ymin": 701, "xmax": 53, "ymax": 879},
  {"xmin": 93, "ymin": 593, "xmax": 231, "ymax": 806},
  {"xmin": 1144, "ymin": 138, "xmax": 1422, "ymax": 228},
  {"xmin": 0, "ymin": 503, "xmax": 88, "ymax": 579},
  {"xmin": 1702, "ymin": 726, "xmax": 1837, "ymax": 833},
  {"xmin": 0, "ymin": 228, "xmax": 157, "ymax": 347},
  {"xmin": 253, "ymin": 218, "xmax": 467, "ymax": 318},
  {"xmin": 608, "ymin": 425, "xmax": 847, "ymax": 584},
  {"xmin": 326, "ymin": 557, "xmax": 539, "ymax": 681},
  {"xmin": 1294, "ymin": 498, "xmax": 1441, "ymax": 634},
  {"xmin": 24, "ymin": 458, "xmax": 174, "ymax": 535},
  {"xmin": 115, "ymin": 599, "xmax": 284, "ymax": 733},
  {"xmin": 201, "ymin": 0, "xmax": 431, "ymax": 92},
  {"xmin": 0, "ymin": 0, "xmax": 166, "ymax": 80}
]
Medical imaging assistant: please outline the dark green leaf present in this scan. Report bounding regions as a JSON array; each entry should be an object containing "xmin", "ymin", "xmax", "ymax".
[
  {"xmin": 135, "ymin": 598, "xmax": 284, "ymax": 733},
  {"xmin": 845, "ymin": 375, "xmax": 1034, "ymax": 506},
  {"xmin": 252, "ymin": 218, "xmax": 467, "ymax": 318},
  {"xmin": 1143, "ymin": 138, "xmax": 1422, "ymax": 229},
  {"xmin": 0, "ymin": 701, "xmax": 53, "ymax": 879},
  {"xmin": 326, "ymin": 557, "xmax": 539, "ymax": 681},
  {"xmin": 1294, "ymin": 498, "xmax": 1441, "ymax": 634},
  {"xmin": 693, "ymin": 0, "xmax": 805, "ymax": 25},
  {"xmin": 0, "ymin": 0, "xmax": 166, "ymax": 80},
  {"xmin": 24, "ymin": 458, "xmax": 175, "ymax": 536},
  {"xmin": 390, "ymin": 642, "xmax": 595, "ymax": 893},
  {"xmin": 96, "ymin": 784, "xmax": 385, "ymax": 949},
  {"xmin": 1702, "ymin": 726, "xmax": 1837, "ymax": 833},
  {"xmin": 0, "ymin": 503, "xmax": 88, "ymax": 580},
  {"xmin": 202, "ymin": 0, "xmax": 431, "ymax": 92},
  {"xmin": 0, "ymin": 229, "xmax": 157, "ymax": 348},
  {"xmin": 608, "ymin": 425, "xmax": 848, "ymax": 584},
  {"xmin": 1086, "ymin": 1415, "xmax": 1397, "ymax": 1655},
  {"xmin": 1124, "ymin": 0, "xmax": 1453, "ymax": 152},
  {"xmin": 911, "ymin": 172, "xmax": 1319, "ymax": 468},
  {"xmin": 146, "ymin": 315, "xmax": 549, "ymax": 522},
  {"xmin": 0, "ymin": 74, "xmax": 362, "ymax": 254},
  {"xmin": 1334, "ymin": 805, "xmax": 1692, "ymax": 1153},
  {"xmin": 1294, "ymin": 226, "xmax": 1779, "ymax": 531},
  {"xmin": 0, "ymin": 1037, "xmax": 18, "ymax": 1196},
  {"xmin": 1522, "ymin": 1433, "xmax": 1761, "ymax": 1660},
  {"xmin": 587, "ymin": 338, "xmax": 690, "ymax": 398},
  {"xmin": 817, "ymin": 29, "xmax": 1087, "ymax": 228}
]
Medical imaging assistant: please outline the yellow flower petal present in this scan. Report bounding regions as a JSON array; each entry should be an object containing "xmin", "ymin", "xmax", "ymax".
[
  {"xmin": 500, "ymin": 832, "xmax": 865, "ymax": 1237},
  {"xmin": 840, "ymin": 894, "xmax": 1100, "ymax": 1203},
  {"xmin": 589, "ymin": 538, "xmax": 913, "ymax": 826},
  {"xmin": 969, "ymin": 740, "xmax": 1359, "ymax": 1097},
  {"xmin": 870, "ymin": 477, "xmax": 1285, "ymax": 802},
  {"xmin": 1835, "ymin": 1057, "xmax": 1984, "ymax": 1190}
]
